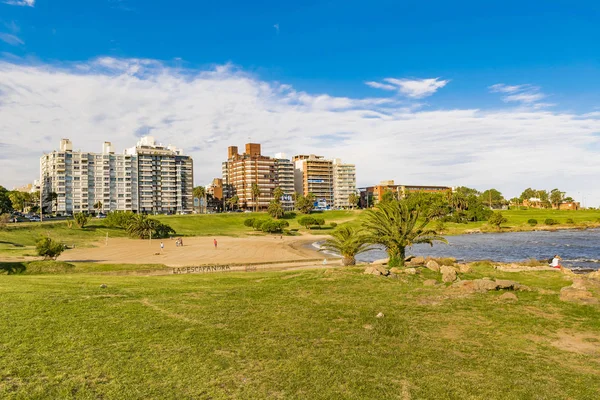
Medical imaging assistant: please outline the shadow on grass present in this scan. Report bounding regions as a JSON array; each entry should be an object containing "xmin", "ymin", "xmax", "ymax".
[
  {"xmin": 0, "ymin": 241, "xmax": 25, "ymax": 247},
  {"xmin": 0, "ymin": 262, "xmax": 27, "ymax": 274}
]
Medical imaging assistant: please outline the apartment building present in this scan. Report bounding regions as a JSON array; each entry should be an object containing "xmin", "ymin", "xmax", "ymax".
[
  {"xmin": 293, "ymin": 154, "xmax": 334, "ymax": 207},
  {"xmin": 359, "ymin": 180, "xmax": 452, "ymax": 207},
  {"xmin": 125, "ymin": 137, "xmax": 193, "ymax": 214},
  {"xmin": 222, "ymin": 144, "xmax": 295, "ymax": 210},
  {"xmin": 332, "ymin": 158, "xmax": 357, "ymax": 209},
  {"xmin": 40, "ymin": 137, "xmax": 193, "ymax": 215},
  {"xmin": 274, "ymin": 154, "xmax": 295, "ymax": 211}
]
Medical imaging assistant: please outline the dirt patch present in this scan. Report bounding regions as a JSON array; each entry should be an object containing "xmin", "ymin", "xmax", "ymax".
[{"xmin": 552, "ymin": 330, "xmax": 600, "ymax": 355}]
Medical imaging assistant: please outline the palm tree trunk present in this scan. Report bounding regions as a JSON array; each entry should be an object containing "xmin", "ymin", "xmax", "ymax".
[{"xmin": 388, "ymin": 247, "xmax": 406, "ymax": 267}]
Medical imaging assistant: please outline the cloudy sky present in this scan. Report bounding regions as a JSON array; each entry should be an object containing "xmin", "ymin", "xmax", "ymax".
[{"xmin": 1, "ymin": 0, "xmax": 599, "ymax": 205}]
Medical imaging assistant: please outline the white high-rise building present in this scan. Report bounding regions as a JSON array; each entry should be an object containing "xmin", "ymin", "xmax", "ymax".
[
  {"xmin": 333, "ymin": 158, "xmax": 357, "ymax": 209},
  {"xmin": 40, "ymin": 137, "xmax": 193, "ymax": 215}
]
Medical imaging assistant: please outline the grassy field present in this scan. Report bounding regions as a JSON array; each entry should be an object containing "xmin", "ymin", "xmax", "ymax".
[
  {"xmin": 1, "ymin": 264, "xmax": 600, "ymax": 399},
  {"xmin": 1, "ymin": 209, "xmax": 599, "ymax": 258}
]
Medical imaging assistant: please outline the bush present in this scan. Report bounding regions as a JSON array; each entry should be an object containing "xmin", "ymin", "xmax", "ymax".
[
  {"xmin": 105, "ymin": 211, "xmax": 135, "ymax": 228},
  {"xmin": 298, "ymin": 216, "xmax": 317, "ymax": 229},
  {"xmin": 330, "ymin": 222, "xmax": 337, "ymax": 228},
  {"xmin": 0, "ymin": 213, "xmax": 9, "ymax": 230},
  {"xmin": 73, "ymin": 212, "xmax": 90, "ymax": 228},
  {"xmin": 488, "ymin": 211, "xmax": 507, "ymax": 229},
  {"xmin": 314, "ymin": 218, "xmax": 325, "ymax": 228},
  {"xmin": 244, "ymin": 218, "xmax": 255, "ymax": 228},
  {"xmin": 252, "ymin": 219, "xmax": 267, "ymax": 231},
  {"xmin": 544, "ymin": 218, "xmax": 558, "ymax": 226},
  {"xmin": 260, "ymin": 220, "xmax": 289, "ymax": 233},
  {"xmin": 527, "ymin": 219, "xmax": 538, "ymax": 226},
  {"xmin": 566, "ymin": 218, "xmax": 575, "ymax": 224},
  {"xmin": 35, "ymin": 236, "xmax": 65, "ymax": 260}
]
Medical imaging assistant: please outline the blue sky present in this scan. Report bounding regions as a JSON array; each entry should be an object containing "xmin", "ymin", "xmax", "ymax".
[{"xmin": 1, "ymin": 0, "xmax": 600, "ymax": 204}]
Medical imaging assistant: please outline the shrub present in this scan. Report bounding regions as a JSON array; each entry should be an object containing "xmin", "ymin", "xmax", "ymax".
[
  {"xmin": 566, "ymin": 218, "xmax": 575, "ymax": 224},
  {"xmin": 35, "ymin": 236, "xmax": 65, "ymax": 260},
  {"xmin": 105, "ymin": 211, "xmax": 135, "ymax": 228},
  {"xmin": 252, "ymin": 219, "xmax": 267, "ymax": 231},
  {"xmin": 330, "ymin": 222, "xmax": 337, "ymax": 228},
  {"xmin": 73, "ymin": 212, "xmax": 90, "ymax": 228},
  {"xmin": 244, "ymin": 218, "xmax": 255, "ymax": 228},
  {"xmin": 488, "ymin": 211, "xmax": 507, "ymax": 229},
  {"xmin": 527, "ymin": 219, "xmax": 538, "ymax": 226},
  {"xmin": 0, "ymin": 213, "xmax": 9, "ymax": 230},
  {"xmin": 314, "ymin": 217, "xmax": 325, "ymax": 228},
  {"xmin": 260, "ymin": 220, "xmax": 289, "ymax": 233},
  {"xmin": 544, "ymin": 218, "xmax": 558, "ymax": 226},
  {"xmin": 298, "ymin": 216, "xmax": 317, "ymax": 229}
]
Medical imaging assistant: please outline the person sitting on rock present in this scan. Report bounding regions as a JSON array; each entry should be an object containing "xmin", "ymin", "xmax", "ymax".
[{"xmin": 550, "ymin": 255, "xmax": 562, "ymax": 269}]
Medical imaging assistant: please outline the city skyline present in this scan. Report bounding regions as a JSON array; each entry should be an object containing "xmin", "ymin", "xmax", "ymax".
[{"xmin": 0, "ymin": 1, "xmax": 599, "ymax": 205}]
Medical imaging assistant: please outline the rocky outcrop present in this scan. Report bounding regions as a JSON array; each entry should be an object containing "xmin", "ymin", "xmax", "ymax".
[
  {"xmin": 559, "ymin": 278, "xmax": 598, "ymax": 304},
  {"xmin": 425, "ymin": 260, "xmax": 440, "ymax": 272},
  {"xmin": 458, "ymin": 264, "xmax": 472, "ymax": 273},
  {"xmin": 390, "ymin": 267, "xmax": 417, "ymax": 275},
  {"xmin": 498, "ymin": 292, "xmax": 518, "ymax": 302},
  {"xmin": 408, "ymin": 256, "xmax": 426, "ymax": 266},
  {"xmin": 494, "ymin": 263, "xmax": 556, "ymax": 272},
  {"xmin": 440, "ymin": 265, "xmax": 457, "ymax": 283}
]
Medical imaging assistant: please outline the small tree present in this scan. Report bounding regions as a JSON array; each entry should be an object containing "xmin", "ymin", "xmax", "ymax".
[
  {"xmin": 36, "ymin": 236, "xmax": 64, "ymax": 260},
  {"xmin": 298, "ymin": 216, "xmax": 317, "ymax": 229},
  {"xmin": 296, "ymin": 193, "xmax": 315, "ymax": 214},
  {"xmin": 0, "ymin": 213, "xmax": 10, "ymax": 230},
  {"xmin": 244, "ymin": 218, "xmax": 256, "ymax": 228},
  {"xmin": 347, "ymin": 193, "xmax": 359, "ymax": 209},
  {"xmin": 527, "ymin": 219, "xmax": 538, "ymax": 226},
  {"xmin": 252, "ymin": 183, "xmax": 261, "ymax": 212},
  {"xmin": 73, "ymin": 212, "xmax": 90, "ymax": 228},
  {"xmin": 267, "ymin": 200, "xmax": 284, "ymax": 219},
  {"xmin": 488, "ymin": 211, "xmax": 507, "ymax": 230},
  {"xmin": 93, "ymin": 201, "xmax": 103, "ymax": 214},
  {"xmin": 320, "ymin": 226, "xmax": 373, "ymax": 266},
  {"xmin": 314, "ymin": 217, "xmax": 325, "ymax": 229}
]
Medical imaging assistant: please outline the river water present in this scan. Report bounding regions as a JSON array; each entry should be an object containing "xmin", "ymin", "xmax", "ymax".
[{"xmin": 340, "ymin": 229, "xmax": 600, "ymax": 271}]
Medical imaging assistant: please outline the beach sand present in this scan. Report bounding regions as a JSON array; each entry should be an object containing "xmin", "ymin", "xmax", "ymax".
[{"xmin": 61, "ymin": 235, "xmax": 327, "ymax": 267}]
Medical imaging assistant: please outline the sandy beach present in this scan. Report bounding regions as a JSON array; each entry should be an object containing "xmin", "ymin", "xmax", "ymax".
[{"xmin": 61, "ymin": 235, "xmax": 326, "ymax": 267}]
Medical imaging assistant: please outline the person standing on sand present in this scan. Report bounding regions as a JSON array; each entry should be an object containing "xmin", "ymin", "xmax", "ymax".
[
  {"xmin": 550, "ymin": 255, "xmax": 562, "ymax": 269},
  {"xmin": 213, "ymin": 238, "xmax": 217, "ymax": 249},
  {"xmin": 160, "ymin": 241, "xmax": 164, "ymax": 252}
]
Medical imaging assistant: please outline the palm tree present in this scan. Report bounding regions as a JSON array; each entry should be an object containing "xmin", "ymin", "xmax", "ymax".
[
  {"xmin": 348, "ymin": 193, "xmax": 359, "ymax": 209},
  {"xmin": 193, "ymin": 186, "xmax": 206, "ymax": 213},
  {"xmin": 362, "ymin": 200, "xmax": 447, "ymax": 267},
  {"xmin": 267, "ymin": 200, "xmax": 284, "ymax": 219},
  {"xmin": 251, "ymin": 183, "xmax": 261, "ymax": 212},
  {"xmin": 226, "ymin": 195, "xmax": 239, "ymax": 211},
  {"xmin": 126, "ymin": 214, "xmax": 157, "ymax": 240},
  {"xmin": 93, "ymin": 201, "xmax": 103, "ymax": 214},
  {"xmin": 319, "ymin": 226, "xmax": 372, "ymax": 266}
]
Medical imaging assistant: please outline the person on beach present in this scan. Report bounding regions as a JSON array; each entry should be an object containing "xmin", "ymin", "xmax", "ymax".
[
  {"xmin": 550, "ymin": 255, "xmax": 562, "ymax": 269},
  {"xmin": 213, "ymin": 238, "xmax": 217, "ymax": 249},
  {"xmin": 160, "ymin": 241, "xmax": 164, "ymax": 252}
]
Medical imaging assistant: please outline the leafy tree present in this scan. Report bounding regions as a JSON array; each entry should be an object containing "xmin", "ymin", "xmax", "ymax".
[
  {"xmin": 104, "ymin": 211, "xmax": 135, "ymax": 228},
  {"xmin": 348, "ymin": 193, "xmax": 359, "ymax": 209},
  {"xmin": 449, "ymin": 192, "xmax": 468, "ymax": 212},
  {"xmin": 519, "ymin": 188, "xmax": 538, "ymax": 202},
  {"xmin": 380, "ymin": 190, "xmax": 397, "ymax": 204},
  {"xmin": 298, "ymin": 215, "xmax": 317, "ymax": 229},
  {"xmin": 564, "ymin": 196, "xmax": 575, "ymax": 203},
  {"xmin": 36, "ymin": 236, "xmax": 64, "ymax": 260},
  {"xmin": 126, "ymin": 214, "xmax": 175, "ymax": 239},
  {"xmin": 73, "ymin": 212, "xmax": 90, "ymax": 228},
  {"xmin": 244, "ymin": 218, "xmax": 256, "ymax": 227},
  {"xmin": 550, "ymin": 189, "xmax": 565, "ymax": 208},
  {"xmin": 93, "ymin": 201, "xmax": 103, "ymax": 214},
  {"xmin": 267, "ymin": 200, "xmax": 284, "ymax": 219},
  {"xmin": 454, "ymin": 186, "xmax": 481, "ymax": 197},
  {"xmin": 296, "ymin": 193, "xmax": 315, "ymax": 214},
  {"xmin": 9, "ymin": 191, "xmax": 27, "ymax": 212},
  {"xmin": 0, "ymin": 213, "xmax": 10, "ymax": 230},
  {"xmin": 314, "ymin": 217, "xmax": 325, "ymax": 229},
  {"xmin": 252, "ymin": 183, "xmax": 261, "ymax": 212},
  {"xmin": 480, "ymin": 189, "xmax": 505, "ymax": 209},
  {"xmin": 319, "ymin": 226, "xmax": 373, "ymax": 266},
  {"xmin": 488, "ymin": 211, "xmax": 508, "ymax": 230},
  {"xmin": 362, "ymin": 200, "xmax": 447, "ymax": 267},
  {"xmin": 260, "ymin": 219, "xmax": 289, "ymax": 233},
  {"xmin": 226, "ymin": 195, "xmax": 239, "ymax": 211},
  {"xmin": 0, "ymin": 186, "xmax": 13, "ymax": 214},
  {"xmin": 252, "ymin": 218, "xmax": 267, "ymax": 231}
]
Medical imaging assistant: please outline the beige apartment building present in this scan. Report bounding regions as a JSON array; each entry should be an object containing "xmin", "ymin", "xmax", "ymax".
[
  {"xmin": 40, "ymin": 137, "xmax": 193, "ymax": 215},
  {"xmin": 293, "ymin": 154, "xmax": 334, "ymax": 207},
  {"xmin": 222, "ymin": 144, "xmax": 295, "ymax": 210}
]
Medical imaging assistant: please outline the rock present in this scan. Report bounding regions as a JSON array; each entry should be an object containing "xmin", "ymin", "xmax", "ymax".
[
  {"xmin": 425, "ymin": 260, "xmax": 440, "ymax": 272},
  {"xmin": 458, "ymin": 264, "xmax": 472, "ymax": 273},
  {"xmin": 364, "ymin": 265, "xmax": 389, "ymax": 276},
  {"xmin": 390, "ymin": 267, "xmax": 402, "ymax": 274},
  {"xmin": 404, "ymin": 268, "xmax": 417, "ymax": 275},
  {"xmin": 372, "ymin": 258, "xmax": 389, "ymax": 265},
  {"xmin": 588, "ymin": 271, "xmax": 600, "ymax": 280},
  {"xmin": 498, "ymin": 292, "xmax": 518, "ymax": 302},
  {"xmin": 451, "ymin": 278, "xmax": 530, "ymax": 293},
  {"xmin": 409, "ymin": 256, "xmax": 426, "ymax": 266},
  {"xmin": 376, "ymin": 312, "xmax": 384, "ymax": 318},
  {"xmin": 100, "ymin": 284, "xmax": 107, "ymax": 288},
  {"xmin": 495, "ymin": 279, "xmax": 520, "ymax": 290},
  {"xmin": 388, "ymin": 273, "xmax": 400, "ymax": 280},
  {"xmin": 440, "ymin": 265, "xmax": 457, "ymax": 283},
  {"xmin": 423, "ymin": 279, "xmax": 438, "ymax": 287}
]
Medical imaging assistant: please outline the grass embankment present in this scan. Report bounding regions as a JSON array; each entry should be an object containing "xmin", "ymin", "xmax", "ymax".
[
  {"xmin": 0, "ymin": 211, "xmax": 359, "ymax": 258},
  {"xmin": 1, "ymin": 265, "xmax": 600, "ymax": 398}
]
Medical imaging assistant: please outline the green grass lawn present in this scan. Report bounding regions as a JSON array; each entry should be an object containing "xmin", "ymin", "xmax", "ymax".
[{"xmin": 1, "ymin": 265, "xmax": 600, "ymax": 399}]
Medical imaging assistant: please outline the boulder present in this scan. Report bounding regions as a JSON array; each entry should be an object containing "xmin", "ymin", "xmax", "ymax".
[
  {"xmin": 376, "ymin": 312, "xmax": 384, "ymax": 318},
  {"xmin": 423, "ymin": 279, "xmax": 438, "ymax": 287},
  {"xmin": 390, "ymin": 267, "xmax": 402, "ymax": 274},
  {"xmin": 409, "ymin": 256, "xmax": 426, "ymax": 266},
  {"xmin": 364, "ymin": 265, "xmax": 389, "ymax": 276},
  {"xmin": 404, "ymin": 268, "xmax": 417, "ymax": 275},
  {"xmin": 440, "ymin": 265, "xmax": 457, "ymax": 283},
  {"xmin": 425, "ymin": 260, "xmax": 440, "ymax": 272},
  {"xmin": 458, "ymin": 264, "xmax": 472, "ymax": 273},
  {"xmin": 498, "ymin": 292, "xmax": 518, "ymax": 302}
]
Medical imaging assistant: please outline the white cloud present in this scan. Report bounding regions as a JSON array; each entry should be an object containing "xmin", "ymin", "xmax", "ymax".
[
  {"xmin": 490, "ymin": 83, "xmax": 548, "ymax": 105},
  {"xmin": 0, "ymin": 33, "xmax": 24, "ymax": 46},
  {"xmin": 1, "ymin": 58, "xmax": 600, "ymax": 205},
  {"xmin": 367, "ymin": 77, "xmax": 449, "ymax": 98},
  {"xmin": 2, "ymin": 0, "xmax": 35, "ymax": 6}
]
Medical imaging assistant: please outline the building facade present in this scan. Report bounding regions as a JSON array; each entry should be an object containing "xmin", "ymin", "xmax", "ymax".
[
  {"xmin": 332, "ymin": 158, "xmax": 357, "ymax": 209},
  {"xmin": 293, "ymin": 154, "xmax": 334, "ymax": 207},
  {"xmin": 40, "ymin": 137, "xmax": 193, "ymax": 215},
  {"xmin": 222, "ymin": 144, "xmax": 295, "ymax": 210},
  {"xmin": 359, "ymin": 180, "xmax": 452, "ymax": 207}
]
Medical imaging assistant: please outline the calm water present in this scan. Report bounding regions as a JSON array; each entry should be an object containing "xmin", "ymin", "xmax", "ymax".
[{"xmin": 347, "ymin": 229, "xmax": 600, "ymax": 271}]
